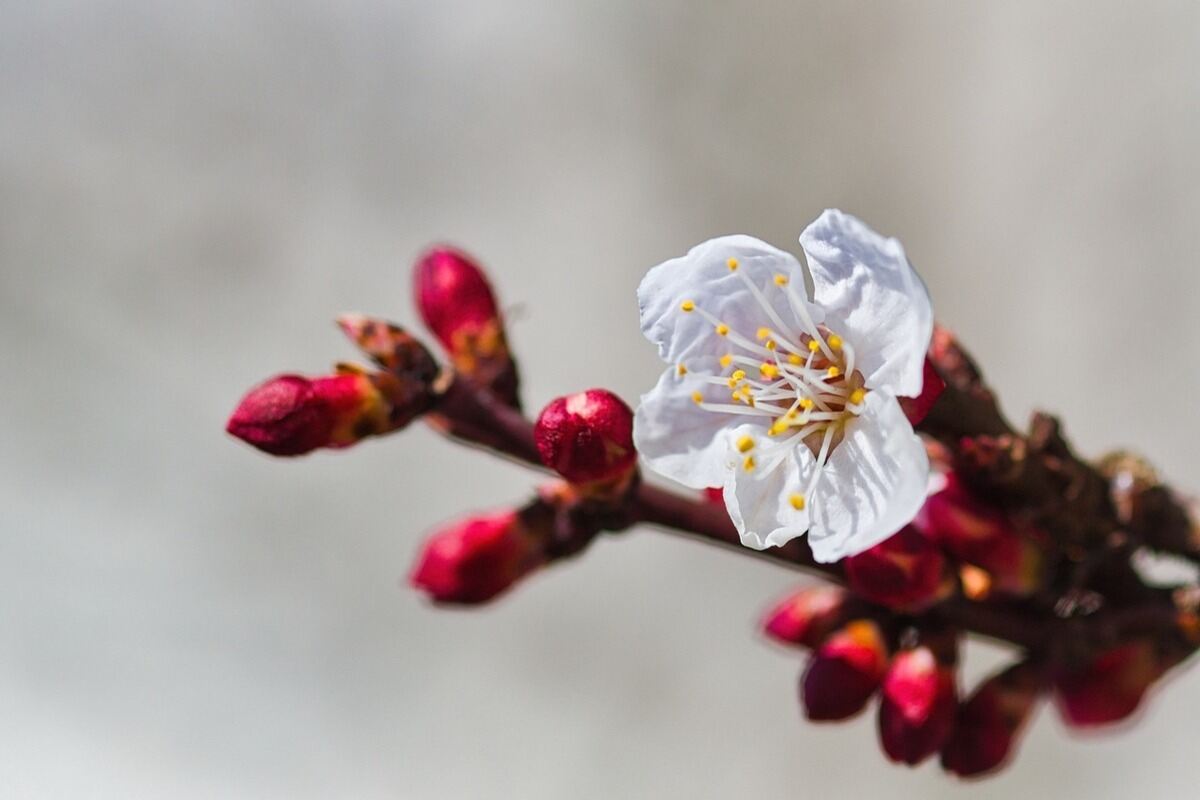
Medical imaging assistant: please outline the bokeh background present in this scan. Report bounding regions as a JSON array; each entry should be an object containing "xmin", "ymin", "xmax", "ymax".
[{"xmin": 4, "ymin": 1, "xmax": 1200, "ymax": 797}]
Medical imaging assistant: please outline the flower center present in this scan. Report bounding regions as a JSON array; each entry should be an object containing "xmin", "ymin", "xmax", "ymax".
[{"xmin": 678, "ymin": 259, "xmax": 870, "ymax": 509}]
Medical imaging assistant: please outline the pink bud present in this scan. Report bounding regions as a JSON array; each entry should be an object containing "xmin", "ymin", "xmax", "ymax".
[
  {"xmin": 801, "ymin": 619, "xmax": 890, "ymax": 721},
  {"xmin": 409, "ymin": 510, "xmax": 544, "ymax": 605},
  {"xmin": 844, "ymin": 526, "xmax": 950, "ymax": 611},
  {"xmin": 941, "ymin": 661, "xmax": 1042, "ymax": 778},
  {"xmin": 1053, "ymin": 641, "xmax": 1165, "ymax": 727},
  {"xmin": 227, "ymin": 373, "xmax": 377, "ymax": 456},
  {"xmin": 762, "ymin": 586, "xmax": 850, "ymax": 648},
  {"xmin": 878, "ymin": 636, "xmax": 958, "ymax": 765},
  {"xmin": 228, "ymin": 367, "xmax": 432, "ymax": 457},
  {"xmin": 413, "ymin": 246, "xmax": 519, "ymax": 406},
  {"xmin": 413, "ymin": 246, "xmax": 501, "ymax": 349},
  {"xmin": 534, "ymin": 389, "xmax": 636, "ymax": 484},
  {"xmin": 898, "ymin": 358, "xmax": 945, "ymax": 426}
]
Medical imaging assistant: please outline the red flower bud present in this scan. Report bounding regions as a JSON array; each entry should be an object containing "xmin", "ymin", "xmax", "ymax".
[
  {"xmin": 227, "ymin": 370, "xmax": 413, "ymax": 456},
  {"xmin": 844, "ymin": 526, "xmax": 951, "ymax": 611},
  {"xmin": 414, "ymin": 246, "xmax": 500, "ymax": 347},
  {"xmin": 762, "ymin": 586, "xmax": 850, "ymax": 648},
  {"xmin": 534, "ymin": 389, "xmax": 636, "ymax": 485},
  {"xmin": 413, "ymin": 246, "xmax": 519, "ymax": 406},
  {"xmin": 878, "ymin": 633, "xmax": 958, "ymax": 765},
  {"xmin": 801, "ymin": 619, "xmax": 890, "ymax": 721},
  {"xmin": 898, "ymin": 358, "xmax": 945, "ymax": 426},
  {"xmin": 1053, "ymin": 641, "xmax": 1166, "ymax": 727},
  {"xmin": 941, "ymin": 661, "xmax": 1043, "ymax": 778},
  {"xmin": 409, "ymin": 509, "xmax": 545, "ymax": 605},
  {"xmin": 917, "ymin": 473, "xmax": 1044, "ymax": 596},
  {"xmin": 226, "ymin": 362, "xmax": 434, "ymax": 455}
]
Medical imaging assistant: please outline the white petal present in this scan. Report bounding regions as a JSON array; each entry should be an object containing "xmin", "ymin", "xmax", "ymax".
[
  {"xmin": 637, "ymin": 235, "xmax": 812, "ymax": 365},
  {"xmin": 799, "ymin": 209, "xmax": 933, "ymax": 397},
  {"xmin": 807, "ymin": 393, "xmax": 929, "ymax": 562},
  {"xmin": 634, "ymin": 358, "xmax": 755, "ymax": 489},
  {"xmin": 724, "ymin": 446, "xmax": 812, "ymax": 550}
]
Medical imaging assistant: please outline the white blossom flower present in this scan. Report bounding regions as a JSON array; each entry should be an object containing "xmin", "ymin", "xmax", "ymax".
[{"xmin": 634, "ymin": 210, "xmax": 933, "ymax": 562}]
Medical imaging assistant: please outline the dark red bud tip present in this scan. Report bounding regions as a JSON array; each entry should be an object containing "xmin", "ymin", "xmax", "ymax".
[
  {"xmin": 409, "ymin": 510, "xmax": 544, "ymax": 605},
  {"xmin": 844, "ymin": 525, "xmax": 950, "ymax": 611},
  {"xmin": 878, "ymin": 643, "xmax": 958, "ymax": 765},
  {"xmin": 227, "ymin": 374, "xmax": 363, "ymax": 456},
  {"xmin": 941, "ymin": 662, "xmax": 1042, "ymax": 778},
  {"xmin": 1053, "ymin": 641, "xmax": 1164, "ymax": 727},
  {"xmin": 534, "ymin": 389, "xmax": 636, "ymax": 484},
  {"xmin": 899, "ymin": 358, "xmax": 945, "ymax": 426},
  {"xmin": 413, "ymin": 246, "xmax": 501, "ymax": 350},
  {"xmin": 801, "ymin": 620, "xmax": 890, "ymax": 721},
  {"xmin": 762, "ymin": 586, "xmax": 849, "ymax": 648}
]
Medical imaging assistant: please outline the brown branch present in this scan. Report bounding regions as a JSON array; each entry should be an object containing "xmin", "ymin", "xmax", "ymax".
[{"xmin": 429, "ymin": 348, "xmax": 1196, "ymax": 663}]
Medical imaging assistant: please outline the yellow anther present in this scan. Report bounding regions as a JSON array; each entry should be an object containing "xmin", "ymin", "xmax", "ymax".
[
  {"xmin": 727, "ymin": 376, "xmax": 741, "ymax": 389},
  {"xmin": 743, "ymin": 455, "xmax": 756, "ymax": 472},
  {"xmin": 731, "ymin": 369, "xmax": 746, "ymax": 382},
  {"xmin": 736, "ymin": 435, "xmax": 755, "ymax": 453},
  {"xmin": 849, "ymin": 388, "xmax": 866, "ymax": 405},
  {"xmin": 826, "ymin": 366, "xmax": 841, "ymax": 379},
  {"xmin": 828, "ymin": 334, "xmax": 843, "ymax": 350},
  {"xmin": 719, "ymin": 354, "xmax": 733, "ymax": 369},
  {"xmin": 680, "ymin": 300, "xmax": 695, "ymax": 312},
  {"xmin": 715, "ymin": 323, "xmax": 730, "ymax": 336},
  {"xmin": 789, "ymin": 494, "xmax": 806, "ymax": 511},
  {"xmin": 785, "ymin": 408, "xmax": 799, "ymax": 419},
  {"xmin": 765, "ymin": 340, "xmax": 777, "ymax": 351},
  {"xmin": 691, "ymin": 391, "xmax": 703, "ymax": 404},
  {"xmin": 756, "ymin": 327, "xmax": 771, "ymax": 340},
  {"xmin": 774, "ymin": 273, "xmax": 789, "ymax": 286},
  {"xmin": 799, "ymin": 397, "xmax": 815, "ymax": 411},
  {"xmin": 769, "ymin": 419, "xmax": 789, "ymax": 436},
  {"xmin": 788, "ymin": 354, "xmax": 804, "ymax": 365},
  {"xmin": 677, "ymin": 363, "xmax": 687, "ymax": 376},
  {"xmin": 760, "ymin": 362, "xmax": 779, "ymax": 379},
  {"xmin": 727, "ymin": 257, "xmax": 739, "ymax": 271},
  {"xmin": 807, "ymin": 339, "xmax": 820, "ymax": 352}
]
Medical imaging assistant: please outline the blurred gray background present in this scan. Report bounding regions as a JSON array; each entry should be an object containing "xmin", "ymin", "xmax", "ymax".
[{"xmin": 4, "ymin": 1, "xmax": 1200, "ymax": 797}]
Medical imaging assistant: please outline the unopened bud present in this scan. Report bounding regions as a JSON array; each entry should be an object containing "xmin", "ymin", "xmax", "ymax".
[
  {"xmin": 762, "ymin": 586, "xmax": 851, "ymax": 648},
  {"xmin": 844, "ymin": 525, "xmax": 952, "ymax": 611},
  {"xmin": 1053, "ymin": 640, "xmax": 1166, "ymax": 727},
  {"xmin": 227, "ymin": 368, "xmax": 427, "ymax": 456},
  {"xmin": 918, "ymin": 473, "xmax": 1044, "ymax": 596},
  {"xmin": 878, "ymin": 631, "xmax": 958, "ymax": 766},
  {"xmin": 409, "ymin": 509, "xmax": 545, "ymax": 605},
  {"xmin": 534, "ymin": 389, "xmax": 636, "ymax": 485},
  {"xmin": 801, "ymin": 619, "xmax": 890, "ymax": 721},
  {"xmin": 941, "ymin": 661, "xmax": 1042, "ymax": 778},
  {"xmin": 898, "ymin": 358, "xmax": 946, "ymax": 426},
  {"xmin": 413, "ymin": 246, "xmax": 519, "ymax": 406}
]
